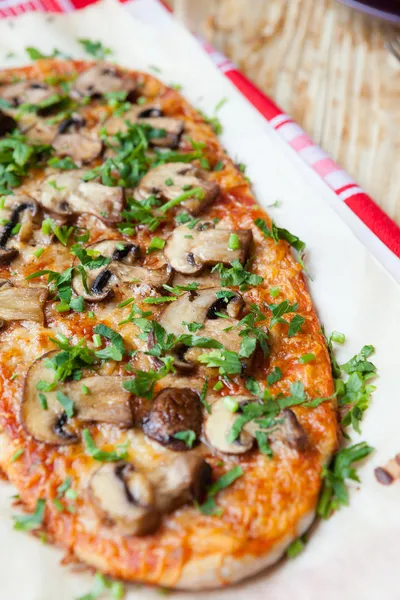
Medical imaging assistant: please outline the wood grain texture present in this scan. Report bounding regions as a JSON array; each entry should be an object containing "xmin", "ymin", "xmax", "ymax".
[{"xmin": 168, "ymin": 0, "xmax": 400, "ymax": 224}]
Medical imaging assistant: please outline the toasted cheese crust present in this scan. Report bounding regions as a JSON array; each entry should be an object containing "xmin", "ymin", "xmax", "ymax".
[{"xmin": 0, "ymin": 59, "xmax": 339, "ymax": 589}]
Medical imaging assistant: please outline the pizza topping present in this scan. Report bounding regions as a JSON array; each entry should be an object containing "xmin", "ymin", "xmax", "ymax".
[
  {"xmin": 34, "ymin": 170, "xmax": 124, "ymax": 224},
  {"xmin": 71, "ymin": 239, "xmax": 172, "ymax": 301},
  {"xmin": 0, "ymin": 79, "xmax": 57, "ymax": 109},
  {"xmin": 21, "ymin": 353, "xmax": 133, "ymax": 444},
  {"xmin": 141, "ymin": 387, "xmax": 202, "ymax": 451},
  {"xmin": 0, "ymin": 195, "xmax": 39, "ymax": 257},
  {"xmin": 0, "ymin": 110, "xmax": 17, "ymax": 136},
  {"xmin": 72, "ymin": 63, "xmax": 136, "ymax": 100},
  {"xmin": 134, "ymin": 162, "xmax": 219, "ymax": 215},
  {"xmin": 204, "ymin": 397, "xmax": 254, "ymax": 455},
  {"xmin": 164, "ymin": 222, "xmax": 253, "ymax": 275},
  {"xmin": 104, "ymin": 104, "xmax": 184, "ymax": 148},
  {"xmin": 149, "ymin": 453, "xmax": 212, "ymax": 512},
  {"xmin": 88, "ymin": 462, "xmax": 160, "ymax": 536},
  {"xmin": 152, "ymin": 288, "xmax": 253, "ymax": 372},
  {"xmin": 52, "ymin": 130, "xmax": 103, "ymax": 165},
  {"xmin": 0, "ymin": 283, "xmax": 47, "ymax": 324}
]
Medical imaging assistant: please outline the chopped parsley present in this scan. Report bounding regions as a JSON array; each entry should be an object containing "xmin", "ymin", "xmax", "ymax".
[
  {"xmin": 78, "ymin": 39, "xmax": 112, "ymax": 60},
  {"xmin": 287, "ymin": 537, "xmax": 306, "ymax": 559},
  {"xmin": 122, "ymin": 358, "xmax": 174, "ymax": 400},
  {"xmin": 147, "ymin": 236, "xmax": 166, "ymax": 253},
  {"xmin": 317, "ymin": 442, "xmax": 374, "ymax": 519},
  {"xmin": 173, "ymin": 430, "xmax": 196, "ymax": 448},
  {"xmin": 267, "ymin": 366, "xmax": 282, "ymax": 385},
  {"xmin": 197, "ymin": 466, "xmax": 243, "ymax": 516},
  {"xmin": 255, "ymin": 218, "xmax": 306, "ymax": 269},
  {"xmin": 13, "ymin": 498, "xmax": 46, "ymax": 531},
  {"xmin": 82, "ymin": 429, "xmax": 128, "ymax": 462},
  {"xmin": 93, "ymin": 324, "xmax": 127, "ymax": 361},
  {"xmin": 77, "ymin": 571, "xmax": 125, "ymax": 600},
  {"xmin": 212, "ymin": 260, "xmax": 263, "ymax": 290},
  {"xmin": 56, "ymin": 391, "xmax": 74, "ymax": 418}
]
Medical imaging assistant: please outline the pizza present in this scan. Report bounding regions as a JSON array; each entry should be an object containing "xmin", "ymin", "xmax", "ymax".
[{"xmin": 0, "ymin": 59, "xmax": 339, "ymax": 590}]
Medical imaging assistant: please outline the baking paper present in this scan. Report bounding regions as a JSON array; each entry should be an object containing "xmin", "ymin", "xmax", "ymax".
[{"xmin": 0, "ymin": 1, "xmax": 399, "ymax": 598}]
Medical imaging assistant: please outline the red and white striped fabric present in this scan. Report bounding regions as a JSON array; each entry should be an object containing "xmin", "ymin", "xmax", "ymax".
[{"xmin": 1, "ymin": 0, "xmax": 399, "ymax": 261}]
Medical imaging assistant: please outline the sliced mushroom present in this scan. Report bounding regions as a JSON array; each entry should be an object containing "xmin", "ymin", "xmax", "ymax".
[
  {"xmin": 204, "ymin": 397, "xmax": 254, "ymax": 455},
  {"xmin": 141, "ymin": 387, "xmax": 202, "ymax": 451},
  {"xmin": 0, "ymin": 80, "xmax": 57, "ymax": 108},
  {"xmin": 153, "ymin": 288, "xmax": 254, "ymax": 372},
  {"xmin": 134, "ymin": 163, "xmax": 219, "ymax": 215},
  {"xmin": 165, "ymin": 222, "xmax": 253, "ymax": 275},
  {"xmin": 71, "ymin": 239, "xmax": 171, "ymax": 302},
  {"xmin": 205, "ymin": 399, "xmax": 308, "ymax": 455},
  {"xmin": 32, "ymin": 170, "xmax": 124, "ymax": 224},
  {"xmin": 89, "ymin": 462, "xmax": 160, "ymax": 536},
  {"xmin": 172, "ymin": 269, "xmax": 221, "ymax": 290},
  {"xmin": 104, "ymin": 105, "xmax": 184, "ymax": 148},
  {"xmin": 52, "ymin": 131, "xmax": 103, "ymax": 165},
  {"xmin": 149, "ymin": 454, "xmax": 212, "ymax": 513},
  {"xmin": 0, "ymin": 196, "xmax": 40, "ymax": 258},
  {"xmin": 72, "ymin": 64, "xmax": 136, "ymax": 100},
  {"xmin": 0, "ymin": 284, "xmax": 47, "ymax": 323},
  {"xmin": 24, "ymin": 119, "xmax": 58, "ymax": 144},
  {"xmin": 52, "ymin": 114, "xmax": 103, "ymax": 164},
  {"xmin": 0, "ymin": 110, "xmax": 17, "ymax": 136},
  {"xmin": 269, "ymin": 408, "xmax": 308, "ymax": 451},
  {"xmin": 21, "ymin": 352, "xmax": 133, "ymax": 444}
]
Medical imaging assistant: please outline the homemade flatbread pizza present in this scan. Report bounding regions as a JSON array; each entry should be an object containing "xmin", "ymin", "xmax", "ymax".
[{"xmin": 0, "ymin": 59, "xmax": 339, "ymax": 589}]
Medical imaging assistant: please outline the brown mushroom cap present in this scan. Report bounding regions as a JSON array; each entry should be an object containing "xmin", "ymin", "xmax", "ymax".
[
  {"xmin": 142, "ymin": 387, "xmax": 202, "ymax": 451},
  {"xmin": 164, "ymin": 222, "xmax": 253, "ymax": 275},
  {"xmin": 0, "ymin": 284, "xmax": 47, "ymax": 324},
  {"xmin": 71, "ymin": 239, "xmax": 171, "ymax": 302},
  {"xmin": 89, "ymin": 462, "xmax": 160, "ymax": 536},
  {"xmin": 134, "ymin": 163, "xmax": 219, "ymax": 215},
  {"xmin": 269, "ymin": 408, "xmax": 308, "ymax": 451},
  {"xmin": 33, "ymin": 170, "xmax": 124, "ymax": 224},
  {"xmin": 21, "ymin": 352, "xmax": 133, "ymax": 445},
  {"xmin": 72, "ymin": 64, "xmax": 136, "ymax": 99}
]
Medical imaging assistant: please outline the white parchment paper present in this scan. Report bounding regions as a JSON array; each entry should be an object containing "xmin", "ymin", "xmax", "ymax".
[{"xmin": 0, "ymin": 1, "xmax": 399, "ymax": 598}]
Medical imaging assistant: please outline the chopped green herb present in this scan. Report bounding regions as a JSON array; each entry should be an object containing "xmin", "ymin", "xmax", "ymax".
[
  {"xmin": 13, "ymin": 498, "xmax": 46, "ymax": 531},
  {"xmin": 47, "ymin": 156, "xmax": 78, "ymax": 170},
  {"xmin": 160, "ymin": 186, "xmax": 204, "ymax": 214},
  {"xmin": 173, "ymin": 430, "xmax": 196, "ymax": 449},
  {"xmin": 331, "ymin": 331, "xmax": 346, "ymax": 344},
  {"xmin": 213, "ymin": 160, "xmax": 224, "ymax": 171},
  {"xmin": 11, "ymin": 448, "xmax": 24, "ymax": 463},
  {"xmin": 34, "ymin": 247, "xmax": 45, "ymax": 258},
  {"xmin": 143, "ymin": 296, "xmax": 177, "ymax": 304},
  {"xmin": 287, "ymin": 538, "xmax": 305, "ymax": 559},
  {"xmin": 212, "ymin": 260, "xmax": 263, "ymax": 290},
  {"xmin": 288, "ymin": 314, "xmax": 305, "ymax": 337},
  {"xmin": 317, "ymin": 442, "xmax": 374, "ymax": 519},
  {"xmin": 147, "ymin": 236, "xmax": 166, "ymax": 253},
  {"xmin": 213, "ymin": 381, "xmax": 223, "ymax": 392},
  {"xmin": 267, "ymin": 366, "xmax": 282, "ymax": 386},
  {"xmin": 228, "ymin": 233, "xmax": 240, "ymax": 250},
  {"xmin": 269, "ymin": 286, "xmax": 280, "ymax": 298},
  {"xmin": 78, "ymin": 39, "xmax": 112, "ymax": 60},
  {"xmin": 56, "ymin": 391, "xmax": 74, "ymax": 418},
  {"xmin": 38, "ymin": 392, "xmax": 48, "ymax": 410},
  {"xmin": 82, "ymin": 384, "xmax": 90, "ymax": 395},
  {"xmin": 200, "ymin": 378, "xmax": 211, "ymax": 413},
  {"xmin": 197, "ymin": 466, "xmax": 243, "ymax": 516},
  {"xmin": 299, "ymin": 353, "xmax": 316, "ymax": 364},
  {"xmin": 223, "ymin": 396, "xmax": 239, "ymax": 413},
  {"xmin": 69, "ymin": 295, "xmax": 85, "ymax": 312},
  {"xmin": 82, "ymin": 429, "xmax": 128, "ymax": 462},
  {"xmin": 198, "ymin": 349, "xmax": 242, "ymax": 376}
]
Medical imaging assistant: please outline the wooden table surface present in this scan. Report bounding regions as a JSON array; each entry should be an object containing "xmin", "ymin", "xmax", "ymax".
[{"xmin": 168, "ymin": 0, "xmax": 400, "ymax": 225}]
